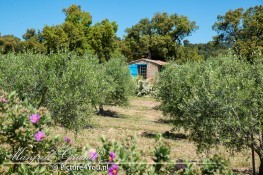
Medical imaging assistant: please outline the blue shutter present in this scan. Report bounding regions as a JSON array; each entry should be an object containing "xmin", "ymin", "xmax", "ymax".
[{"xmin": 129, "ymin": 64, "xmax": 138, "ymax": 77}]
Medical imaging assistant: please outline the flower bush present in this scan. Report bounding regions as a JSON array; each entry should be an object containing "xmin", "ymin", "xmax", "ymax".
[
  {"xmin": 108, "ymin": 164, "xmax": 118, "ymax": 175},
  {"xmin": 95, "ymin": 135, "xmax": 235, "ymax": 175},
  {"xmin": 29, "ymin": 114, "xmax": 41, "ymax": 124},
  {"xmin": 0, "ymin": 90, "xmax": 58, "ymax": 173}
]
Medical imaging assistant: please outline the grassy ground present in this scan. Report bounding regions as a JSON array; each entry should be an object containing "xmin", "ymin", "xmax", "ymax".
[{"xmin": 50, "ymin": 96, "xmax": 256, "ymax": 174}]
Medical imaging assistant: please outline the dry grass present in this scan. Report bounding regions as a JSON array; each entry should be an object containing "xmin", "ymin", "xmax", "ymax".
[{"xmin": 50, "ymin": 96, "xmax": 256, "ymax": 174}]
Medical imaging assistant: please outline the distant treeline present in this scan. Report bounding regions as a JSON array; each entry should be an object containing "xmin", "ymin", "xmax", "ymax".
[{"xmin": 0, "ymin": 4, "xmax": 262, "ymax": 63}]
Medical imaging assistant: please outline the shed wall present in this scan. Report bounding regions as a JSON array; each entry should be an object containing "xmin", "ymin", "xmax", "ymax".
[
  {"xmin": 128, "ymin": 60, "xmax": 163, "ymax": 80},
  {"xmin": 147, "ymin": 62, "xmax": 159, "ymax": 79}
]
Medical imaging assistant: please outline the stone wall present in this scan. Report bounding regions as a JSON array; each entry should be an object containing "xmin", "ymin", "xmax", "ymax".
[{"xmin": 147, "ymin": 62, "xmax": 159, "ymax": 80}]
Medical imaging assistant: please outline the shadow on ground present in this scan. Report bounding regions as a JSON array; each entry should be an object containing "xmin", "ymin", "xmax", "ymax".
[
  {"xmin": 141, "ymin": 130, "xmax": 187, "ymax": 140},
  {"xmin": 156, "ymin": 118, "xmax": 174, "ymax": 124},
  {"xmin": 97, "ymin": 109, "xmax": 126, "ymax": 118}
]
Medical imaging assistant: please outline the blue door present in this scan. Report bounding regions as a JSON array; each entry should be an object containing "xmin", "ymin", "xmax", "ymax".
[{"xmin": 129, "ymin": 64, "xmax": 138, "ymax": 77}]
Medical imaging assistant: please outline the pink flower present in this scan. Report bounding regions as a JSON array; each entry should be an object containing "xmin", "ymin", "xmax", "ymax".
[
  {"xmin": 1, "ymin": 97, "xmax": 8, "ymax": 103},
  {"xmin": 29, "ymin": 114, "xmax": 41, "ymax": 124},
  {"xmin": 65, "ymin": 137, "xmax": 73, "ymax": 144},
  {"xmin": 89, "ymin": 149, "xmax": 98, "ymax": 161},
  {"xmin": 108, "ymin": 151, "xmax": 115, "ymax": 162},
  {"xmin": 108, "ymin": 164, "xmax": 118, "ymax": 175},
  {"xmin": 35, "ymin": 131, "xmax": 45, "ymax": 142}
]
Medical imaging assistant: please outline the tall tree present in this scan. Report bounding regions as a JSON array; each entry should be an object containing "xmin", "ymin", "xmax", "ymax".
[
  {"xmin": 20, "ymin": 28, "xmax": 45, "ymax": 53},
  {"xmin": 41, "ymin": 5, "xmax": 92, "ymax": 55},
  {"xmin": 62, "ymin": 5, "xmax": 92, "ymax": 55},
  {"xmin": 184, "ymin": 40, "xmax": 229, "ymax": 60},
  {"xmin": 0, "ymin": 35, "xmax": 21, "ymax": 54},
  {"xmin": 213, "ymin": 5, "xmax": 263, "ymax": 62},
  {"xmin": 88, "ymin": 19, "xmax": 118, "ymax": 62},
  {"xmin": 122, "ymin": 12, "xmax": 199, "ymax": 62},
  {"xmin": 63, "ymin": 4, "xmax": 92, "ymax": 28},
  {"xmin": 42, "ymin": 25, "xmax": 69, "ymax": 53}
]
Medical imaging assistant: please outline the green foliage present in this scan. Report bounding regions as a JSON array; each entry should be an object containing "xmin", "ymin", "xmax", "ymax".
[
  {"xmin": 40, "ymin": 4, "xmax": 119, "ymax": 58},
  {"xmin": 103, "ymin": 57, "xmax": 134, "ymax": 106},
  {"xmin": 21, "ymin": 28, "xmax": 45, "ymax": 53},
  {"xmin": 46, "ymin": 54, "xmax": 94, "ymax": 131},
  {"xmin": 122, "ymin": 12, "xmax": 200, "ymax": 62},
  {"xmin": 134, "ymin": 77, "xmax": 156, "ymax": 97},
  {"xmin": 5, "ymin": 4, "xmax": 119, "ymax": 59},
  {"xmin": 0, "ymin": 35, "xmax": 21, "ymax": 54},
  {"xmin": 0, "ymin": 53, "xmax": 51, "ymax": 107},
  {"xmin": 99, "ymin": 135, "xmax": 234, "ymax": 175},
  {"xmin": 174, "ymin": 45, "xmax": 204, "ymax": 64},
  {"xmin": 157, "ymin": 55, "xmax": 263, "ymax": 173},
  {"xmin": 0, "ymin": 91, "xmax": 59, "ymax": 174},
  {"xmin": 0, "ymin": 53, "xmax": 133, "ymax": 131},
  {"xmin": 152, "ymin": 134, "xmax": 174, "ymax": 174},
  {"xmin": 0, "ymin": 106, "xmax": 235, "ymax": 175},
  {"xmin": 0, "ymin": 146, "xmax": 6, "ymax": 165},
  {"xmin": 0, "ymin": 53, "xmax": 94, "ymax": 131},
  {"xmin": 201, "ymin": 155, "xmax": 231, "ymax": 175},
  {"xmin": 42, "ymin": 25, "xmax": 69, "ymax": 53},
  {"xmin": 18, "ymin": 164, "xmax": 48, "ymax": 175},
  {"xmin": 88, "ymin": 19, "xmax": 119, "ymax": 62},
  {"xmin": 0, "ymin": 90, "xmax": 99, "ymax": 174},
  {"xmin": 213, "ymin": 5, "xmax": 263, "ymax": 62},
  {"xmin": 63, "ymin": 4, "xmax": 92, "ymax": 27},
  {"xmin": 100, "ymin": 135, "xmax": 149, "ymax": 175},
  {"xmin": 184, "ymin": 40, "xmax": 229, "ymax": 60}
]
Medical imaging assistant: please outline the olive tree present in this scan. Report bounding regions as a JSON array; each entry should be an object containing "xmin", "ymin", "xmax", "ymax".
[
  {"xmin": 157, "ymin": 56, "xmax": 263, "ymax": 173},
  {"xmin": 0, "ymin": 53, "xmax": 134, "ymax": 132}
]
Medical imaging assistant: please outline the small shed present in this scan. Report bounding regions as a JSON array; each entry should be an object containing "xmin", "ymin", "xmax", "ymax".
[{"xmin": 128, "ymin": 58, "xmax": 167, "ymax": 80}]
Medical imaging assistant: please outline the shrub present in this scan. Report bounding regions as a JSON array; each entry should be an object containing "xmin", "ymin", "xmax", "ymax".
[
  {"xmin": 134, "ymin": 77, "xmax": 156, "ymax": 97},
  {"xmin": 46, "ymin": 54, "xmax": 95, "ymax": 132},
  {"xmin": 93, "ymin": 57, "xmax": 135, "ymax": 113},
  {"xmin": 0, "ymin": 53, "xmax": 50, "ymax": 107},
  {"xmin": 0, "ymin": 90, "xmax": 100, "ymax": 174},
  {"xmin": 99, "ymin": 135, "xmax": 149, "ymax": 174},
  {"xmin": 201, "ymin": 155, "xmax": 232, "ymax": 175},
  {"xmin": 103, "ymin": 57, "xmax": 134, "ymax": 106},
  {"xmin": 0, "ymin": 90, "xmax": 58, "ymax": 173},
  {"xmin": 157, "ymin": 56, "xmax": 263, "ymax": 173},
  {"xmin": 0, "ymin": 53, "xmax": 134, "ymax": 132},
  {"xmin": 152, "ymin": 134, "xmax": 175, "ymax": 174}
]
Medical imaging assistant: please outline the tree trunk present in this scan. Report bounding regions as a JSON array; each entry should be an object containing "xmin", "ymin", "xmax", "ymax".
[
  {"xmin": 251, "ymin": 134, "xmax": 256, "ymax": 175},
  {"xmin": 99, "ymin": 104, "xmax": 104, "ymax": 115},
  {"xmin": 259, "ymin": 160, "xmax": 263, "ymax": 175},
  {"xmin": 38, "ymin": 87, "xmax": 47, "ymax": 108},
  {"xmin": 93, "ymin": 104, "xmax": 98, "ymax": 112}
]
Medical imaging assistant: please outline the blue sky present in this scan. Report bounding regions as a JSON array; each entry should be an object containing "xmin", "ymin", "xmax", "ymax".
[{"xmin": 0, "ymin": 0, "xmax": 261, "ymax": 43}]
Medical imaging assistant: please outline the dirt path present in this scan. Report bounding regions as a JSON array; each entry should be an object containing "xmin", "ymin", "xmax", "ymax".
[
  {"xmin": 51, "ymin": 96, "xmax": 254, "ymax": 173},
  {"xmin": 105, "ymin": 96, "xmax": 163, "ymax": 122}
]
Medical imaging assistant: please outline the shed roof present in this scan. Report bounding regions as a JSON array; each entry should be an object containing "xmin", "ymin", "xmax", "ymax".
[{"xmin": 129, "ymin": 58, "xmax": 167, "ymax": 66}]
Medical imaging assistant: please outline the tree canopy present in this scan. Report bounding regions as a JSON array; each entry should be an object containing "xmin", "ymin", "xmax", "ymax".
[
  {"xmin": 88, "ymin": 19, "xmax": 118, "ymax": 62},
  {"xmin": 10, "ymin": 4, "xmax": 119, "ymax": 61},
  {"xmin": 184, "ymin": 40, "xmax": 229, "ymax": 60},
  {"xmin": 0, "ymin": 35, "xmax": 21, "ymax": 54},
  {"xmin": 213, "ymin": 5, "xmax": 263, "ymax": 62},
  {"xmin": 157, "ymin": 56, "xmax": 263, "ymax": 173},
  {"xmin": 1, "ymin": 4, "xmax": 261, "ymax": 65},
  {"xmin": 121, "ymin": 12, "xmax": 201, "ymax": 62}
]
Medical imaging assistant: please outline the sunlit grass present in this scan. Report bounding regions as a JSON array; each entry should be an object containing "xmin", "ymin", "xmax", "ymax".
[{"xmin": 49, "ymin": 96, "xmax": 255, "ymax": 174}]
